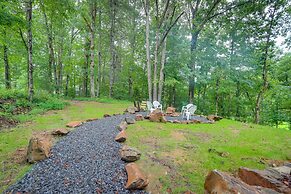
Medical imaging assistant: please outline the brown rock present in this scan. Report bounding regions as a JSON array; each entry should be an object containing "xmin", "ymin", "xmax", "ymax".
[
  {"xmin": 238, "ymin": 167, "xmax": 291, "ymax": 193},
  {"xmin": 66, "ymin": 121, "xmax": 82, "ymax": 128},
  {"xmin": 103, "ymin": 114, "xmax": 111, "ymax": 118},
  {"xmin": 207, "ymin": 115, "xmax": 223, "ymax": 121},
  {"xmin": 192, "ymin": 119, "xmax": 201, "ymax": 124},
  {"xmin": 135, "ymin": 114, "xmax": 144, "ymax": 121},
  {"xmin": 204, "ymin": 170, "xmax": 278, "ymax": 194},
  {"xmin": 134, "ymin": 107, "xmax": 139, "ymax": 112},
  {"xmin": 125, "ymin": 163, "xmax": 149, "ymax": 190},
  {"xmin": 144, "ymin": 115, "xmax": 150, "ymax": 119},
  {"xmin": 166, "ymin": 107, "xmax": 176, "ymax": 115},
  {"xmin": 86, "ymin": 118, "xmax": 98, "ymax": 122},
  {"xmin": 120, "ymin": 146, "xmax": 141, "ymax": 162},
  {"xmin": 51, "ymin": 128, "xmax": 69, "ymax": 136},
  {"xmin": 171, "ymin": 112, "xmax": 180, "ymax": 117},
  {"xmin": 127, "ymin": 106, "xmax": 136, "ymax": 114},
  {"xmin": 173, "ymin": 120, "xmax": 181, "ymax": 124},
  {"xmin": 117, "ymin": 121, "xmax": 128, "ymax": 131},
  {"xmin": 27, "ymin": 134, "xmax": 52, "ymax": 163},
  {"xmin": 149, "ymin": 110, "xmax": 167, "ymax": 123},
  {"xmin": 115, "ymin": 130, "xmax": 127, "ymax": 142}
]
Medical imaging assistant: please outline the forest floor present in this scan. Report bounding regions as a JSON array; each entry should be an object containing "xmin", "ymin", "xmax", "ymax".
[
  {"xmin": 126, "ymin": 119, "xmax": 291, "ymax": 193},
  {"xmin": 1, "ymin": 100, "xmax": 290, "ymax": 193},
  {"xmin": 0, "ymin": 100, "xmax": 130, "ymax": 192}
]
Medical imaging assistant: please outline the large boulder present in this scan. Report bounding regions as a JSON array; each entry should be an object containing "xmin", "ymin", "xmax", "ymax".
[
  {"xmin": 66, "ymin": 121, "xmax": 82, "ymax": 128},
  {"xmin": 51, "ymin": 128, "xmax": 69, "ymax": 136},
  {"xmin": 166, "ymin": 107, "xmax": 176, "ymax": 115},
  {"xmin": 27, "ymin": 134, "xmax": 52, "ymax": 163},
  {"xmin": 120, "ymin": 146, "xmax": 141, "ymax": 162},
  {"xmin": 135, "ymin": 114, "xmax": 144, "ymax": 121},
  {"xmin": 207, "ymin": 115, "xmax": 223, "ymax": 121},
  {"xmin": 238, "ymin": 167, "xmax": 291, "ymax": 193},
  {"xmin": 115, "ymin": 130, "xmax": 127, "ymax": 142},
  {"xmin": 125, "ymin": 117, "xmax": 136, "ymax": 125},
  {"xmin": 125, "ymin": 163, "xmax": 149, "ymax": 190},
  {"xmin": 204, "ymin": 170, "xmax": 278, "ymax": 194},
  {"xmin": 149, "ymin": 110, "xmax": 167, "ymax": 123},
  {"xmin": 117, "ymin": 121, "xmax": 128, "ymax": 131}
]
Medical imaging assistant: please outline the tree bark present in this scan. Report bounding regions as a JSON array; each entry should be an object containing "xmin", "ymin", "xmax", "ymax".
[
  {"xmin": 26, "ymin": 0, "xmax": 33, "ymax": 101},
  {"xmin": 40, "ymin": 0, "xmax": 54, "ymax": 93},
  {"xmin": 83, "ymin": 39, "xmax": 90, "ymax": 96},
  {"xmin": 96, "ymin": 8, "xmax": 102, "ymax": 97},
  {"xmin": 158, "ymin": 37, "xmax": 167, "ymax": 102},
  {"xmin": 144, "ymin": 0, "xmax": 152, "ymax": 102},
  {"xmin": 89, "ymin": 0, "xmax": 97, "ymax": 97},
  {"xmin": 215, "ymin": 76, "xmax": 220, "ymax": 116},
  {"xmin": 3, "ymin": 30, "xmax": 11, "ymax": 89},
  {"xmin": 109, "ymin": 0, "xmax": 116, "ymax": 98}
]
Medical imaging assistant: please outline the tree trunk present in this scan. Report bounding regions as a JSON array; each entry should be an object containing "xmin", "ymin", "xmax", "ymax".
[
  {"xmin": 158, "ymin": 37, "xmax": 167, "ymax": 102},
  {"xmin": 145, "ymin": 0, "xmax": 152, "ymax": 102},
  {"xmin": 254, "ymin": 4, "xmax": 276, "ymax": 124},
  {"xmin": 236, "ymin": 81, "xmax": 240, "ymax": 118},
  {"xmin": 4, "ymin": 41, "xmax": 11, "ymax": 89},
  {"xmin": 153, "ymin": 29, "xmax": 159, "ymax": 101},
  {"xmin": 89, "ymin": 0, "xmax": 97, "ymax": 97},
  {"xmin": 109, "ymin": 0, "xmax": 116, "ymax": 98},
  {"xmin": 40, "ymin": 0, "xmax": 54, "ymax": 93},
  {"xmin": 57, "ymin": 36, "xmax": 64, "ymax": 94},
  {"xmin": 96, "ymin": 8, "xmax": 102, "ymax": 97},
  {"xmin": 215, "ymin": 77, "xmax": 220, "ymax": 116},
  {"xmin": 65, "ymin": 74, "xmax": 69, "ymax": 96},
  {"xmin": 26, "ymin": 0, "xmax": 33, "ymax": 101},
  {"xmin": 189, "ymin": 31, "xmax": 199, "ymax": 103},
  {"xmin": 84, "ymin": 39, "xmax": 90, "ymax": 96}
]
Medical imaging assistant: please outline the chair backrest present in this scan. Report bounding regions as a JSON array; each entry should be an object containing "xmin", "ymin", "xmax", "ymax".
[
  {"xmin": 147, "ymin": 101, "xmax": 153, "ymax": 110},
  {"xmin": 186, "ymin": 104, "xmax": 194, "ymax": 109},
  {"xmin": 188, "ymin": 105, "xmax": 197, "ymax": 114},
  {"xmin": 153, "ymin": 101, "xmax": 161, "ymax": 109}
]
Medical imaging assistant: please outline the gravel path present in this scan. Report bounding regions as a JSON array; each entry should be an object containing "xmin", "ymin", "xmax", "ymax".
[
  {"xmin": 5, "ymin": 114, "xmax": 147, "ymax": 194},
  {"xmin": 165, "ymin": 114, "xmax": 211, "ymax": 123}
]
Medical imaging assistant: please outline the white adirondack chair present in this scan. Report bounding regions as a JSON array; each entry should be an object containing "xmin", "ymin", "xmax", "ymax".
[
  {"xmin": 147, "ymin": 101, "xmax": 155, "ymax": 113},
  {"xmin": 153, "ymin": 101, "xmax": 162, "ymax": 111},
  {"xmin": 182, "ymin": 104, "xmax": 197, "ymax": 120}
]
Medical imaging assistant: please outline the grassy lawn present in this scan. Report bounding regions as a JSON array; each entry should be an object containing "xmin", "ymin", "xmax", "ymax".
[
  {"xmin": 0, "ymin": 100, "xmax": 131, "ymax": 192},
  {"xmin": 126, "ymin": 119, "xmax": 291, "ymax": 194}
]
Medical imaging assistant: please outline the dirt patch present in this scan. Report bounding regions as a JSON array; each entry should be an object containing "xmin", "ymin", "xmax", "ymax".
[
  {"xmin": 10, "ymin": 148, "xmax": 27, "ymax": 164},
  {"xmin": 141, "ymin": 137, "xmax": 160, "ymax": 149},
  {"xmin": 0, "ymin": 116, "xmax": 18, "ymax": 129},
  {"xmin": 193, "ymin": 132, "xmax": 212, "ymax": 142},
  {"xmin": 171, "ymin": 131, "xmax": 186, "ymax": 141}
]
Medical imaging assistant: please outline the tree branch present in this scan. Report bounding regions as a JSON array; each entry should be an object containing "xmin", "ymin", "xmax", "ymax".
[
  {"xmin": 82, "ymin": 15, "xmax": 93, "ymax": 32},
  {"xmin": 19, "ymin": 28, "xmax": 28, "ymax": 51},
  {"xmin": 158, "ymin": 11, "xmax": 185, "ymax": 50}
]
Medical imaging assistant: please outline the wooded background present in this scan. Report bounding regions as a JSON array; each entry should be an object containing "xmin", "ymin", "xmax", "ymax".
[{"xmin": 0, "ymin": 0, "xmax": 290, "ymax": 128}]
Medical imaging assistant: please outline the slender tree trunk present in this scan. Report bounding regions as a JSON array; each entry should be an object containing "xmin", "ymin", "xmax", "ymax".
[
  {"xmin": 84, "ymin": 39, "xmax": 90, "ymax": 96},
  {"xmin": 65, "ymin": 75, "xmax": 69, "ymax": 96},
  {"xmin": 153, "ymin": 29, "xmax": 159, "ymax": 101},
  {"xmin": 89, "ymin": 0, "xmax": 97, "ymax": 97},
  {"xmin": 4, "ymin": 40, "xmax": 11, "ymax": 89},
  {"xmin": 158, "ymin": 37, "xmax": 167, "ymax": 102},
  {"xmin": 254, "ymin": 4, "xmax": 276, "ymax": 124},
  {"xmin": 40, "ymin": 0, "xmax": 54, "ymax": 93},
  {"xmin": 189, "ymin": 31, "xmax": 199, "ymax": 103},
  {"xmin": 96, "ymin": 8, "xmax": 102, "ymax": 97},
  {"xmin": 145, "ymin": 0, "xmax": 152, "ymax": 102},
  {"xmin": 215, "ymin": 77, "xmax": 220, "ymax": 116},
  {"xmin": 109, "ymin": 0, "xmax": 116, "ymax": 98},
  {"xmin": 236, "ymin": 81, "xmax": 240, "ymax": 118},
  {"xmin": 26, "ymin": 0, "xmax": 33, "ymax": 101}
]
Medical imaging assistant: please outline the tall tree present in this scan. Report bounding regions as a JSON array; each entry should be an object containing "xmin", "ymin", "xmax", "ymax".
[{"xmin": 26, "ymin": 0, "xmax": 33, "ymax": 101}]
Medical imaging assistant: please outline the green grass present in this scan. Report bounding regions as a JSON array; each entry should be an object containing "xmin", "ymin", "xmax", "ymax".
[
  {"xmin": 0, "ymin": 100, "xmax": 131, "ymax": 192},
  {"xmin": 125, "ymin": 119, "xmax": 291, "ymax": 194}
]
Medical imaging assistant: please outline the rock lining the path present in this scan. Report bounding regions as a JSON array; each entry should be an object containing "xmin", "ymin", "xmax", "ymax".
[
  {"xmin": 117, "ymin": 120, "xmax": 128, "ymax": 131},
  {"xmin": 6, "ymin": 114, "xmax": 147, "ymax": 194},
  {"xmin": 66, "ymin": 121, "xmax": 83, "ymax": 128},
  {"xmin": 120, "ymin": 146, "xmax": 141, "ymax": 162},
  {"xmin": 115, "ymin": 130, "xmax": 127, "ymax": 142},
  {"xmin": 125, "ymin": 163, "xmax": 149, "ymax": 190},
  {"xmin": 51, "ymin": 128, "xmax": 70, "ymax": 136},
  {"xmin": 27, "ymin": 134, "xmax": 52, "ymax": 163},
  {"xmin": 125, "ymin": 117, "xmax": 136, "ymax": 124}
]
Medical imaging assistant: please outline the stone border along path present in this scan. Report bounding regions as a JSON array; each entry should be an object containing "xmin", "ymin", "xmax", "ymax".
[{"xmin": 5, "ymin": 113, "xmax": 147, "ymax": 194}]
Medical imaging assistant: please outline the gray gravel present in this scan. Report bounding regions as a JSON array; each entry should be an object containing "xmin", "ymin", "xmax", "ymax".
[
  {"xmin": 5, "ymin": 114, "xmax": 147, "ymax": 194},
  {"xmin": 165, "ymin": 114, "xmax": 211, "ymax": 123}
]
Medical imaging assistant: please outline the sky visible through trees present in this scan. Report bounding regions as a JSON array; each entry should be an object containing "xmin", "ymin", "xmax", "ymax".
[{"xmin": 0, "ymin": 0, "xmax": 290, "ymax": 128}]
